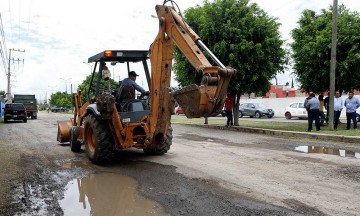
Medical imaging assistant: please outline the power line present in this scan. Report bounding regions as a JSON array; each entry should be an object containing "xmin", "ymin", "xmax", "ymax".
[{"xmin": 0, "ymin": 13, "xmax": 9, "ymax": 74}]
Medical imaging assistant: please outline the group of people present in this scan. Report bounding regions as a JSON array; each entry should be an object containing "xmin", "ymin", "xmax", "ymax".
[{"xmin": 305, "ymin": 91, "xmax": 360, "ymax": 131}]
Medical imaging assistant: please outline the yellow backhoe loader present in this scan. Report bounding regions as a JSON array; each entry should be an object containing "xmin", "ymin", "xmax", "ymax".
[{"xmin": 57, "ymin": 1, "xmax": 235, "ymax": 164}]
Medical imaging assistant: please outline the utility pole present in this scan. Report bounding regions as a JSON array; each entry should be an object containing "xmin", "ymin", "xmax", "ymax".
[
  {"xmin": 328, "ymin": 0, "xmax": 338, "ymax": 130},
  {"xmin": 60, "ymin": 78, "xmax": 71, "ymax": 93},
  {"xmin": 7, "ymin": 48, "xmax": 25, "ymax": 103}
]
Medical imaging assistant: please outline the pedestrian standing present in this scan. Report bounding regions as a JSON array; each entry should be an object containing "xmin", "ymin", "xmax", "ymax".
[
  {"xmin": 333, "ymin": 91, "xmax": 343, "ymax": 130},
  {"xmin": 304, "ymin": 93, "xmax": 321, "ymax": 132},
  {"xmin": 344, "ymin": 91, "xmax": 360, "ymax": 130},
  {"xmin": 304, "ymin": 91, "xmax": 313, "ymax": 119},
  {"xmin": 318, "ymin": 95, "xmax": 326, "ymax": 125},
  {"xmin": 225, "ymin": 93, "xmax": 234, "ymax": 127},
  {"xmin": 324, "ymin": 94, "xmax": 329, "ymax": 124}
]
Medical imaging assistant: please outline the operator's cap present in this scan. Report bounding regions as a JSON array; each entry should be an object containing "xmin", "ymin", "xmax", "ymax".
[{"xmin": 129, "ymin": 71, "xmax": 139, "ymax": 77}]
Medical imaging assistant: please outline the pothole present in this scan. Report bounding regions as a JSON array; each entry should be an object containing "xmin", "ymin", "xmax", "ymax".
[
  {"xmin": 295, "ymin": 146, "xmax": 360, "ymax": 159},
  {"xmin": 59, "ymin": 172, "xmax": 170, "ymax": 216}
]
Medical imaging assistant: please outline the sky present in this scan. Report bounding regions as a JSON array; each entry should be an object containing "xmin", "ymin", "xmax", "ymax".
[{"xmin": 0, "ymin": 0, "xmax": 360, "ymax": 102}]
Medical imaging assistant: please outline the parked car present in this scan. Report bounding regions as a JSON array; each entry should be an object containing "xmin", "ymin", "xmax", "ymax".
[
  {"xmin": 357, "ymin": 107, "xmax": 360, "ymax": 122},
  {"xmin": 2, "ymin": 103, "xmax": 27, "ymax": 123},
  {"xmin": 285, "ymin": 102, "xmax": 307, "ymax": 120},
  {"xmin": 239, "ymin": 103, "xmax": 274, "ymax": 118},
  {"xmin": 51, "ymin": 107, "xmax": 68, "ymax": 112},
  {"xmin": 175, "ymin": 106, "xmax": 184, "ymax": 115}
]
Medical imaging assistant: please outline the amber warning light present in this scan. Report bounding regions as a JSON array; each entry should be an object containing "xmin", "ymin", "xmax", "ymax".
[{"xmin": 104, "ymin": 50, "xmax": 112, "ymax": 57}]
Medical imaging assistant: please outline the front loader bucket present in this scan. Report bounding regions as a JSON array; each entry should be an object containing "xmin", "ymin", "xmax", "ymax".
[
  {"xmin": 57, "ymin": 120, "xmax": 73, "ymax": 143},
  {"xmin": 172, "ymin": 84, "xmax": 222, "ymax": 118}
]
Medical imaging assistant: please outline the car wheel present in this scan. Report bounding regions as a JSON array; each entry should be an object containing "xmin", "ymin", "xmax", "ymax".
[
  {"xmin": 255, "ymin": 111, "xmax": 261, "ymax": 118},
  {"xmin": 268, "ymin": 115, "xmax": 273, "ymax": 118},
  {"xmin": 23, "ymin": 118, "xmax": 27, "ymax": 123},
  {"xmin": 4, "ymin": 118, "xmax": 8, "ymax": 123},
  {"xmin": 239, "ymin": 111, "xmax": 243, "ymax": 118},
  {"xmin": 285, "ymin": 112, "xmax": 292, "ymax": 120},
  {"xmin": 357, "ymin": 114, "xmax": 360, "ymax": 122}
]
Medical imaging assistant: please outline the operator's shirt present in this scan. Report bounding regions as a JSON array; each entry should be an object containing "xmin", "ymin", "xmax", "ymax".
[{"xmin": 121, "ymin": 78, "xmax": 146, "ymax": 94}]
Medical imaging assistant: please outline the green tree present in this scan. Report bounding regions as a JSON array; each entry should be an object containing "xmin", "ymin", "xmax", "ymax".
[
  {"xmin": 0, "ymin": 90, "xmax": 5, "ymax": 96},
  {"xmin": 173, "ymin": 0, "xmax": 288, "ymax": 125},
  {"xmin": 49, "ymin": 92, "xmax": 72, "ymax": 108},
  {"xmin": 291, "ymin": 5, "xmax": 360, "ymax": 94},
  {"xmin": 77, "ymin": 73, "xmax": 118, "ymax": 104}
]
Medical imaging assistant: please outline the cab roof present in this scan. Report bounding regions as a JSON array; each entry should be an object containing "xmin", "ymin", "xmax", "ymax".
[{"xmin": 88, "ymin": 50, "xmax": 149, "ymax": 63}]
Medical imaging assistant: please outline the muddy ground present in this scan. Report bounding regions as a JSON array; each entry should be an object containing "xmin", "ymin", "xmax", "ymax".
[{"xmin": 0, "ymin": 112, "xmax": 359, "ymax": 216}]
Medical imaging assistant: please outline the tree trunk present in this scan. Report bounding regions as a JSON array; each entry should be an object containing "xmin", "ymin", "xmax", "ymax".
[
  {"xmin": 204, "ymin": 117, "xmax": 208, "ymax": 124},
  {"xmin": 233, "ymin": 93, "xmax": 240, "ymax": 126}
]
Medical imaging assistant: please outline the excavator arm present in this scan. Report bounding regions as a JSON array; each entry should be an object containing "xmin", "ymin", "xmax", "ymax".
[{"xmin": 148, "ymin": 3, "xmax": 235, "ymax": 145}]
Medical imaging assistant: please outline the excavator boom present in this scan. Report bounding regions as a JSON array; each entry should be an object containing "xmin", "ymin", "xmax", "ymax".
[{"xmin": 150, "ymin": 4, "xmax": 235, "ymax": 119}]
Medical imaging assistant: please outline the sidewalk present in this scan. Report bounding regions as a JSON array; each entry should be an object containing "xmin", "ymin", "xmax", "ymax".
[{"xmin": 181, "ymin": 123, "xmax": 360, "ymax": 144}]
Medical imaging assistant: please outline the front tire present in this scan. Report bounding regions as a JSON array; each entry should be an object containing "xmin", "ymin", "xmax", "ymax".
[
  {"xmin": 285, "ymin": 112, "xmax": 292, "ymax": 120},
  {"xmin": 84, "ymin": 114, "xmax": 115, "ymax": 164},
  {"xmin": 239, "ymin": 111, "xmax": 243, "ymax": 118},
  {"xmin": 70, "ymin": 126, "xmax": 82, "ymax": 152},
  {"xmin": 23, "ymin": 118, "xmax": 27, "ymax": 123},
  {"xmin": 143, "ymin": 126, "xmax": 173, "ymax": 155}
]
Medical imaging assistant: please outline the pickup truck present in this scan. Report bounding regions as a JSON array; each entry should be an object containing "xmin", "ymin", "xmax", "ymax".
[
  {"xmin": 13, "ymin": 94, "xmax": 38, "ymax": 119},
  {"xmin": 3, "ymin": 103, "xmax": 27, "ymax": 123}
]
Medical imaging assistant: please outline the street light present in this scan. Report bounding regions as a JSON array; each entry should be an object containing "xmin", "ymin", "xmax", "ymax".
[
  {"xmin": 60, "ymin": 78, "xmax": 72, "ymax": 93},
  {"xmin": 83, "ymin": 62, "xmax": 94, "ymax": 75},
  {"xmin": 48, "ymin": 85, "xmax": 57, "ymax": 94}
]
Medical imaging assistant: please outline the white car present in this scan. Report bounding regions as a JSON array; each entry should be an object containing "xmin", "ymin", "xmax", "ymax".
[
  {"xmin": 357, "ymin": 107, "xmax": 360, "ymax": 122},
  {"xmin": 285, "ymin": 102, "xmax": 307, "ymax": 119}
]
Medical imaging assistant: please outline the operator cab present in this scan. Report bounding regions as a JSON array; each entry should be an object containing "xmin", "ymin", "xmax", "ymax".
[{"xmin": 87, "ymin": 50, "xmax": 151, "ymax": 122}]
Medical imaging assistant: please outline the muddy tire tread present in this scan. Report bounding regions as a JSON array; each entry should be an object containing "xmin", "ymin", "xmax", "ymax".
[{"xmin": 84, "ymin": 114, "xmax": 115, "ymax": 164}]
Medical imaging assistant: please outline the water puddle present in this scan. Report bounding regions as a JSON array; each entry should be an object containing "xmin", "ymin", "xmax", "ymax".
[
  {"xmin": 60, "ymin": 172, "xmax": 169, "ymax": 216},
  {"xmin": 295, "ymin": 146, "xmax": 360, "ymax": 159},
  {"xmin": 60, "ymin": 161, "xmax": 91, "ymax": 169}
]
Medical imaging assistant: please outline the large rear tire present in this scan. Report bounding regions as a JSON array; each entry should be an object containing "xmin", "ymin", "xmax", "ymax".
[
  {"xmin": 84, "ymin": 114, "xmax": 115, "ymax": 164},
  {"xmin": 70, "ymin": 126, "xmax": 82, "ymax": 152},
  {"xmin": 143, "ymin": 126, "xmax": 173, "ymax": 155}
]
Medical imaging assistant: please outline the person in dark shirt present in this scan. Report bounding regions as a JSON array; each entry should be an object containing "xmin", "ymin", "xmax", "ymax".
[{"xmin": 324, "ymin": 95, "xmax": 329, "ymax": 124}]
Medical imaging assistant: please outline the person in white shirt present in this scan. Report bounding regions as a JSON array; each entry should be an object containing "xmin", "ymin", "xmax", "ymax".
[{"xmin": 333, "ymin": 91, "xmax": 343, "ymax": 130}]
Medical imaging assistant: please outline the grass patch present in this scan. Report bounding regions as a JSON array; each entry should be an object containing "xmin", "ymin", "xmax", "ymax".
[{"xmin": 171, "ymin": 115, "xmax": 360, "ymax": 137}]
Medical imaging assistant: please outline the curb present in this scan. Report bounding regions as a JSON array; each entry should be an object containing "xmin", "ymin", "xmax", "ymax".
[{"xmin": 181, "ymin": 123, "xmax": 360, "ymax": 144}]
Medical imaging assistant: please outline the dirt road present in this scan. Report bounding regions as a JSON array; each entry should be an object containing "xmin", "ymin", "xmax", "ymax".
[{"xmin": 0, "ymin": 112, "xmax": 359, "ymax": 215}]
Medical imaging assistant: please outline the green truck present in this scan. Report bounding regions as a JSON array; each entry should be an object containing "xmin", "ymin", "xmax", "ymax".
[{"xmin": 13, "ymin": 94, "xmax": 38, "ymax": 119}]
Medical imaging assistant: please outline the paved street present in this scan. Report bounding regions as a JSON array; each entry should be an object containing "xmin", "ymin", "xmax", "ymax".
[{"xmin": 0, "ymin": 112, "xmax": 359, "ymax": 215}]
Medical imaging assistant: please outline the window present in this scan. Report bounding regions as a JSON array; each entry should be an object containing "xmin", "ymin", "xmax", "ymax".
[
  {"xmin": 290, "ymin": 103, "xmax": 298, "ymax": 108},
  {"xmin": 299, "ymin": 103, "xmax": 305, "ymax": 108}
]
